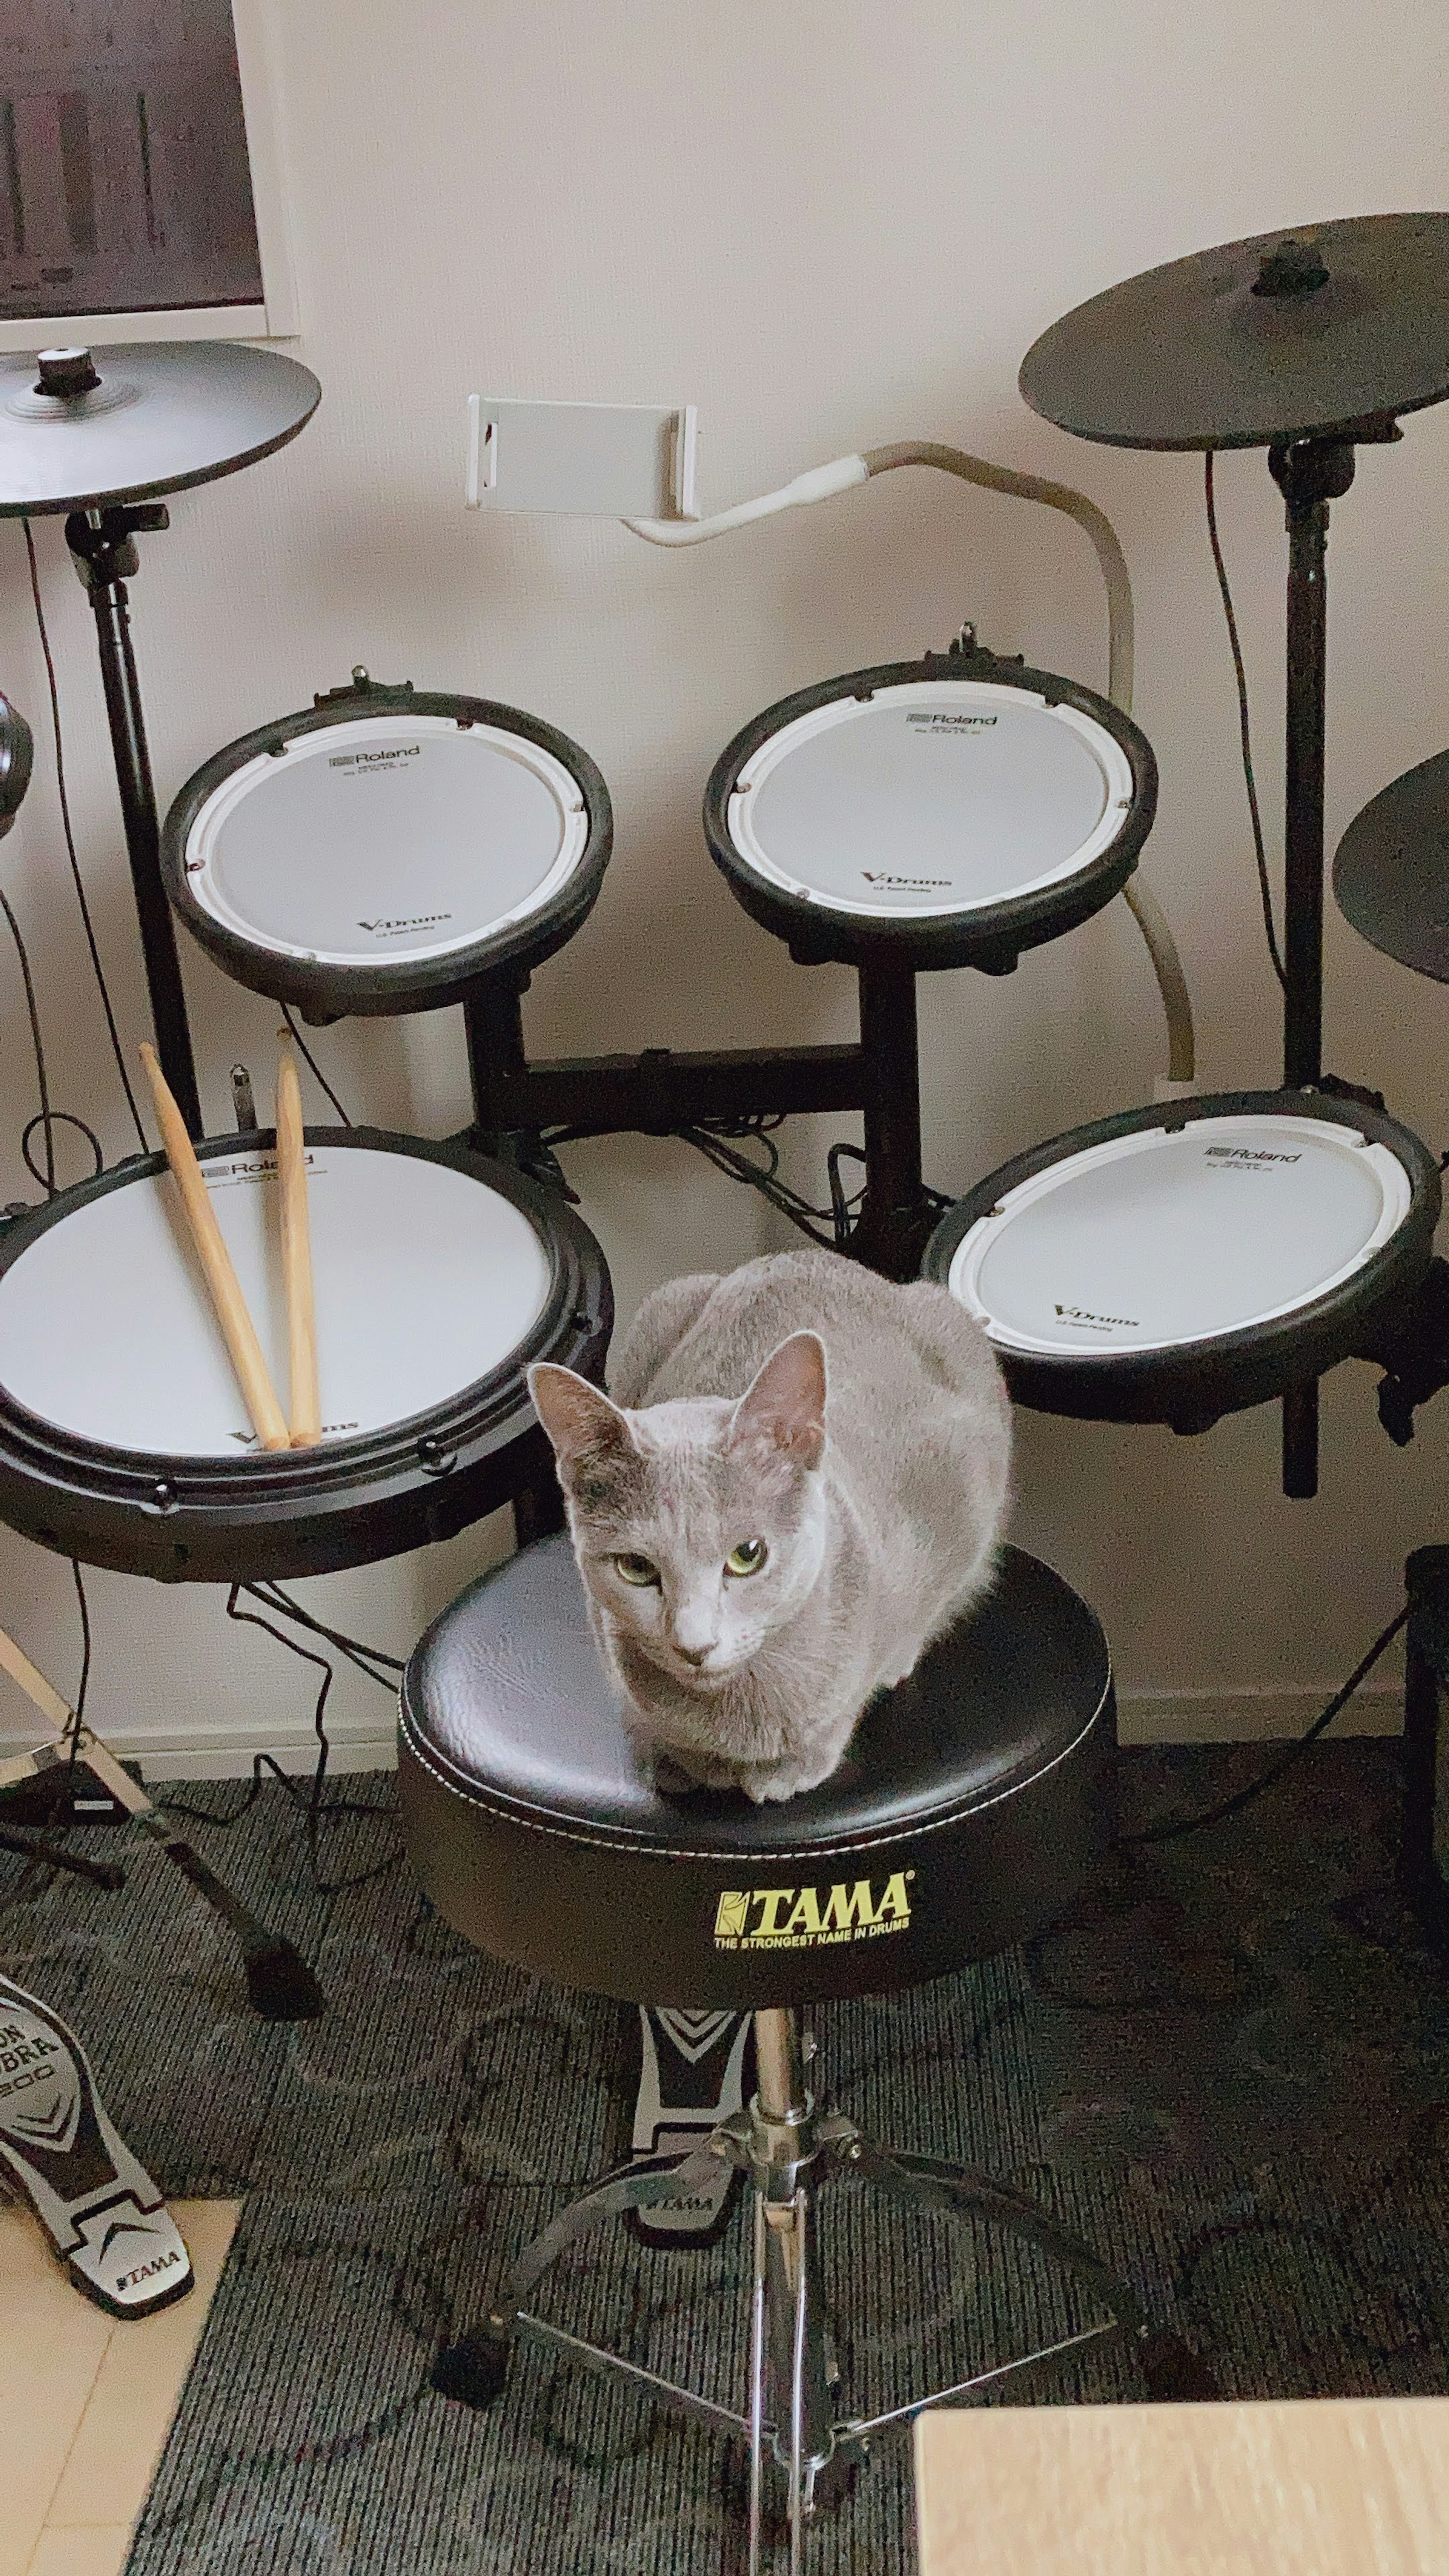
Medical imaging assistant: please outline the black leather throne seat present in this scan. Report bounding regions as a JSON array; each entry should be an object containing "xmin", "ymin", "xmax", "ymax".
[
  {"xmin": 398, "ymin": 1531, "xmax": 1115, "ymax": 2006},
  {"xmin": 400, "ymin": 1532, "xmax": 1211, "ymax": 2561}
]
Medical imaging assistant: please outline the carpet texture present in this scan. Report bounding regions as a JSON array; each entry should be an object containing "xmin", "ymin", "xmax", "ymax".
[{"xmin": 4, "ymin": 1739, "xmax": 1449, "ymax": 2572}]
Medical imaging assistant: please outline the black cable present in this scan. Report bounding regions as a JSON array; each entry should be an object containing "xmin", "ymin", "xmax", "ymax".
[
  {"xmin": 1204, "ymin": 454, "xmax": 1287, "ymax": 993},
  {"xmin": 280, "ymin": 1004, "xmax": 353, "ymax": 1126},
  {"xmin": 1120, "ymin": 1600, "xmax": 1409, "ymax": 1847},
  {"xmin": 22, "ymin": 519, "xmax": 149, "ymax": 1153},
  {"xmin": 70, "ymin": 1558, "xmax": 92, "ymax": 1732},
  {"xmin": 22, "ymin": 1110, "xmax": 103, "ymax": 1190},
  {"xmin": 0, "ymin": 885, "xmax": 55, "ymax": 1195},
  {"xmin": 162, "ymin": 1587, "xmax": 401, "ymax": 1895},
  {"xmin": 246, "ymin": 1578, "xmax": 404, "ymax": 1678}
]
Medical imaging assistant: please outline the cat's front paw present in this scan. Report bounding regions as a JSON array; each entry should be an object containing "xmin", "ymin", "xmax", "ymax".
[{"xmin": 744, "ymin": 1756, "xmax": 838, "ymax": 1804}]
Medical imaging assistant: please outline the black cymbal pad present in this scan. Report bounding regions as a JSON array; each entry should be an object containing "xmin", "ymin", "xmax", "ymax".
[
  {"xmin": 1334, "ymin": 751, "xmax": 1449, "ymax": 983},
  {"xmin": 1020, "ymin": 212, "xmax": 1449, "ymax": 451}
]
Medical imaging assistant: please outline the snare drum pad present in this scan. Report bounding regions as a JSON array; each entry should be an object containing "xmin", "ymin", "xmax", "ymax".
[{"xmin": 0, "ymin": 1141, "xmax": 552, "ymax": 1456}]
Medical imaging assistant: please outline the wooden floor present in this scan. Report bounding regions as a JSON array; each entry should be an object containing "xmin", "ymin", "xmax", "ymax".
[
  {"xmin": 916, "ymin": 2396, "xmax": 1449, "ymax": 2574},
  {"xmin": 0, "ymin": 2200, "xmax": 239, "ymax": 2576}
]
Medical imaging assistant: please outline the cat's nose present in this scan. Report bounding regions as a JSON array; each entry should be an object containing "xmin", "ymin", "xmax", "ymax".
[{"xmin": 676, "ymin": 1641, "xmax": 714, "ymax": 1668}]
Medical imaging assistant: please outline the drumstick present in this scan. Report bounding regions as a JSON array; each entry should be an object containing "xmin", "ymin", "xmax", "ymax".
[
  {"xmin": 275, "ymin": 1033, "xmax": 321, "ymax": 1447},
  {"xmin": 0, "ymin": 1620, "xmax": 325, "ymax": 2021},
  {"xmin": 139, "ymin": 1043, "xmax": 289, "ymax": 1454}
]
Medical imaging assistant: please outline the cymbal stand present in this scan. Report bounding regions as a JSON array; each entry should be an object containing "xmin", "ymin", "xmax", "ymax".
[
  {"xmin": 63, "ymin": 506, "xmax": 203, "ymax": 1139},
  {"xmin": 1267, "ymin": 424, "xmax": 1398, "ymax": 1497}
]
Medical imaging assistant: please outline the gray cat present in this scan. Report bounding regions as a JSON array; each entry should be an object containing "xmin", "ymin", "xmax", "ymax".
[{"xmin": 528, "ymin": 1247, "xmax": 1011, "ymax": 1803}]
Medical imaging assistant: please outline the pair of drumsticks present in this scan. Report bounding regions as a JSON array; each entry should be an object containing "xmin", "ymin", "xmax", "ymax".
[{"xmin": 139, "ymin": 1038, "xmax": 320, "ymax": 1451}]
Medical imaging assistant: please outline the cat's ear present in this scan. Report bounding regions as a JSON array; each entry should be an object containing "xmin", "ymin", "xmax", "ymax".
[
  {"xmin": 528, "ymin": 1364, "xmax": 639, "ymax": 1504},
  {"xmin": 730, "ymin": 1332, "xmax": 827, "ymax": 1471}
]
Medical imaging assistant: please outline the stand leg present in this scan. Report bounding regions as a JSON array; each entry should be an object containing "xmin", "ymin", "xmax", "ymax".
[
  {"xmin": 64, "ymin": 510, "xmax": 202, "ymax": 1138},
  {"xmin": 748, "ymin": 2187, "xmax": 767, "ymax": 2576}
]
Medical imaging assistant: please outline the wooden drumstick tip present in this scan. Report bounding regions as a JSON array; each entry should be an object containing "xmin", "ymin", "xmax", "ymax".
[
  {"xmin": 275, "ymin": 1034, "xmax": 322, "ymax": 1450},
  {"xmin": 139, "ymin": 1042, "xmax": 291, "ymax": 1454}
]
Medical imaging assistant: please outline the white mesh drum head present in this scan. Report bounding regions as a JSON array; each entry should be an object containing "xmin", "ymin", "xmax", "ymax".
[
  {"xmin": 182, "ymin": 716, "xmax": 590, "ymax": 967},
  {"xmin": 727, "ymin": 681, "xmax": 1135, "ymax": 918},
  {"xmin": 0, "ymin": 1148, "xmax": 554, "ymax": 1456},
  {"xmin": 949, "ymin": 1116, "xmax": 1413, "ymax": 1356}
]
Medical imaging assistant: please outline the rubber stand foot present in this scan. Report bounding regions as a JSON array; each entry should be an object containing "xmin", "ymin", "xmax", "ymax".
[
  {"xmin": 1140, "ymin": 2329, "xmax": 1221, "ymax": 2402},
  {"xmin": 430, "ymin": 2327, "xmax": 510, "ymax": 2407}
]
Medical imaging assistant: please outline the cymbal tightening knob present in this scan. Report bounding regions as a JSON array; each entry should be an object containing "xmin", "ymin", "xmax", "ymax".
[
  {"xmin": 35, "ymin": 347, "xmax": 102, "ymax": 398},
  {"xmin": 1252, "ymin": 240, "xmax": 1330, "ymax": 299}
]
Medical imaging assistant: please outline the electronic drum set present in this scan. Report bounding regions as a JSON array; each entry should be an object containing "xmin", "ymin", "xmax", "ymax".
[{"xmin": 1, "ymin": 214, "xmax": 1449, "ymax": 1896}]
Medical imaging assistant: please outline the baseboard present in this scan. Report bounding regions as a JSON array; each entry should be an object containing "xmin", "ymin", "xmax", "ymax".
[
  {"xmin": 0, "ymin": 1718, "xmax": 399, "ymax": 1782},
  {"xmin": 0, "ymin": 1687, "xmax": 1403, "ymax": 1779},
  {"xmin": 1115, "ymin": 1686, "xmax": 1402, "ymax": 1746}
]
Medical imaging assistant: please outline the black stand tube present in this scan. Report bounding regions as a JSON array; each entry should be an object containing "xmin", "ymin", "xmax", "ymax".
[
  {"xmin": 1400, "ymin": 1547, "xmax": 1449, "ymax": 1951},
  {"xmin": 852, "ymin": 960, "xmax": 929, "ymax": 1280},
  {"xmin": 65, "ymin": 509, "xmax": 202, "ymax": 1137},
  {"xmin": 1268, "ymin": 439, "xmax": 1356, "ymax": 1499},
  {"xmin": 463, "ymin": 973, "xmax": 533, "ymax": 1163}
]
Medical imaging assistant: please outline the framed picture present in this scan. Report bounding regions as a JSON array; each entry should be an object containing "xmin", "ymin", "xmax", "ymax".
[{"xmin": 0, "ymin": 0, "xmax": 296, "ymax": 350}]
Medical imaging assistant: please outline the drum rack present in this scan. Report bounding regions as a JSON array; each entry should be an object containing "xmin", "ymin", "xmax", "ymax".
[{"xmin": 461, "ymin": 957, "xmax": 938, "ymax": 1282}]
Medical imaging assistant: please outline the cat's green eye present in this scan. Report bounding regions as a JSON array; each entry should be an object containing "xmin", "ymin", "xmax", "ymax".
[
  {"xmin": 725, "ymin": 1537, "xmax": 769, "ymax": 1578},
  {"xmin": 614, "ymin": 1553, "xmax": 660, "ymax": 1587}
]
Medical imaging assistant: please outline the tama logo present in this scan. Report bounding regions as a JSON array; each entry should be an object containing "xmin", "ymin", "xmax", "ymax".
[
  {"xmin": 1204, "ymin": 1146, "xmax": 1302, "ymax": 1165},
  {"xmin": 861, "ymin": 872, "xmax": 952, "ymax": 889},
  {"xmin": 116, "ymin": 2248, "xmax": 184, "ymax": 2291},
  {"xmin": 357, "ymin": 912, "xmax": 452, "ymax": 932},
  {"xmin": 1055, "ymin": 1303, "xmax": 1139, "ymax": 1329},
  {"xmin": 906, "ymin": 712, "xmax": 997, "ymax": 730},
  {"xmin": 714, "ymin": 1873, "xmax": 912, "ymax": 1950},
  {"xmin": 329, "ymin": 744, "xmax": 421, "ymax": 768}
]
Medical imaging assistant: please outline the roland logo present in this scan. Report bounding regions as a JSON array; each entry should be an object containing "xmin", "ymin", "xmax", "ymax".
[
  {"xmin": 714, "ymin": 1873, "xmax": 913, "ymax": 1950},
  {"xmin": 205, "ymin": 1153, "xmax": 317, "ymax": 1188},
  {"xmin": 861, "ymin": 872, "xmax": 953, "ymax": 889},
  {"xmin": 230, "ymin": 1421, "xmax": 359, "ymax": 1445},
  {"xmin": 1203, "ymin": 1146, "xmax": 1302, "ymax": 1165},
  {"xmin": 329, "ymin": 743, "xmax": 421, "ymax": 769},
  {"xmin": 1054, "ymin": 1303, "xmax": 1140, "ymax": 1330},
  {"xmin": 357, "ymin": 912, "xmax": 453, "ymax": 934},
  {"xmin": 905, "ymin": 712, "xmax": 998, "ymax": 730}
]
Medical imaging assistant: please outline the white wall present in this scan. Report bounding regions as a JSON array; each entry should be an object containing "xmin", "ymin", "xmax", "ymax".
[{"xmin": 0, "ymin": 0, "xmax": 1446, "ymax": 1770}]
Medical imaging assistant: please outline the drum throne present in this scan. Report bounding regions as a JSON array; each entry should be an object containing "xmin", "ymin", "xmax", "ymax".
[{"xmin": 399, "ymin": 1532, "xmax": 1214, "ymax": 2570}]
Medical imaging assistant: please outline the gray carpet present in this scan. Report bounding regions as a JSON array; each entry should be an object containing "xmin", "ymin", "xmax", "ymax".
[{"xmin": 5, "ymin": 1741, "xmax": 1449, "ymax": 2571}]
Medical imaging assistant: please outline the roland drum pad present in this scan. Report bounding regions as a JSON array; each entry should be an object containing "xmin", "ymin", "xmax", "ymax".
[
  {"xmin": 704, "ymin": 641, "xmax": 1156, "ymax": 971},
  {"xmin": 0, "ymin": 1129, "xmax": 611, "ymax": 1581},
  {"xmin": 923, "ymin": 1092, "xmax": 1440, "ymax": 1431},
  {"xmin": 0, "ymin": 1975, "xmax": 192, "ymax": 2318},
  {"xmin": 162, "ymin": 678, "xmax": 612, "ymax": 1018}
]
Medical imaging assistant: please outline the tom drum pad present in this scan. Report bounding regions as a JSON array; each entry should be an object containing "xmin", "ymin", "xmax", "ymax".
[
  {"xmin": 0, "ymin": 1130, "xmax": 610, "ymax": 1580},
  {"xmin": 922, "ymin": 1092, "xmax": 1439, "ymax": 1430},
  {"xmin": 162, "ymin": 680, "xmax": 612, "ymax": 1018},
  {"xmin": 704, "ymin": 641, "xmax": 1157, "ymax": 971}
]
